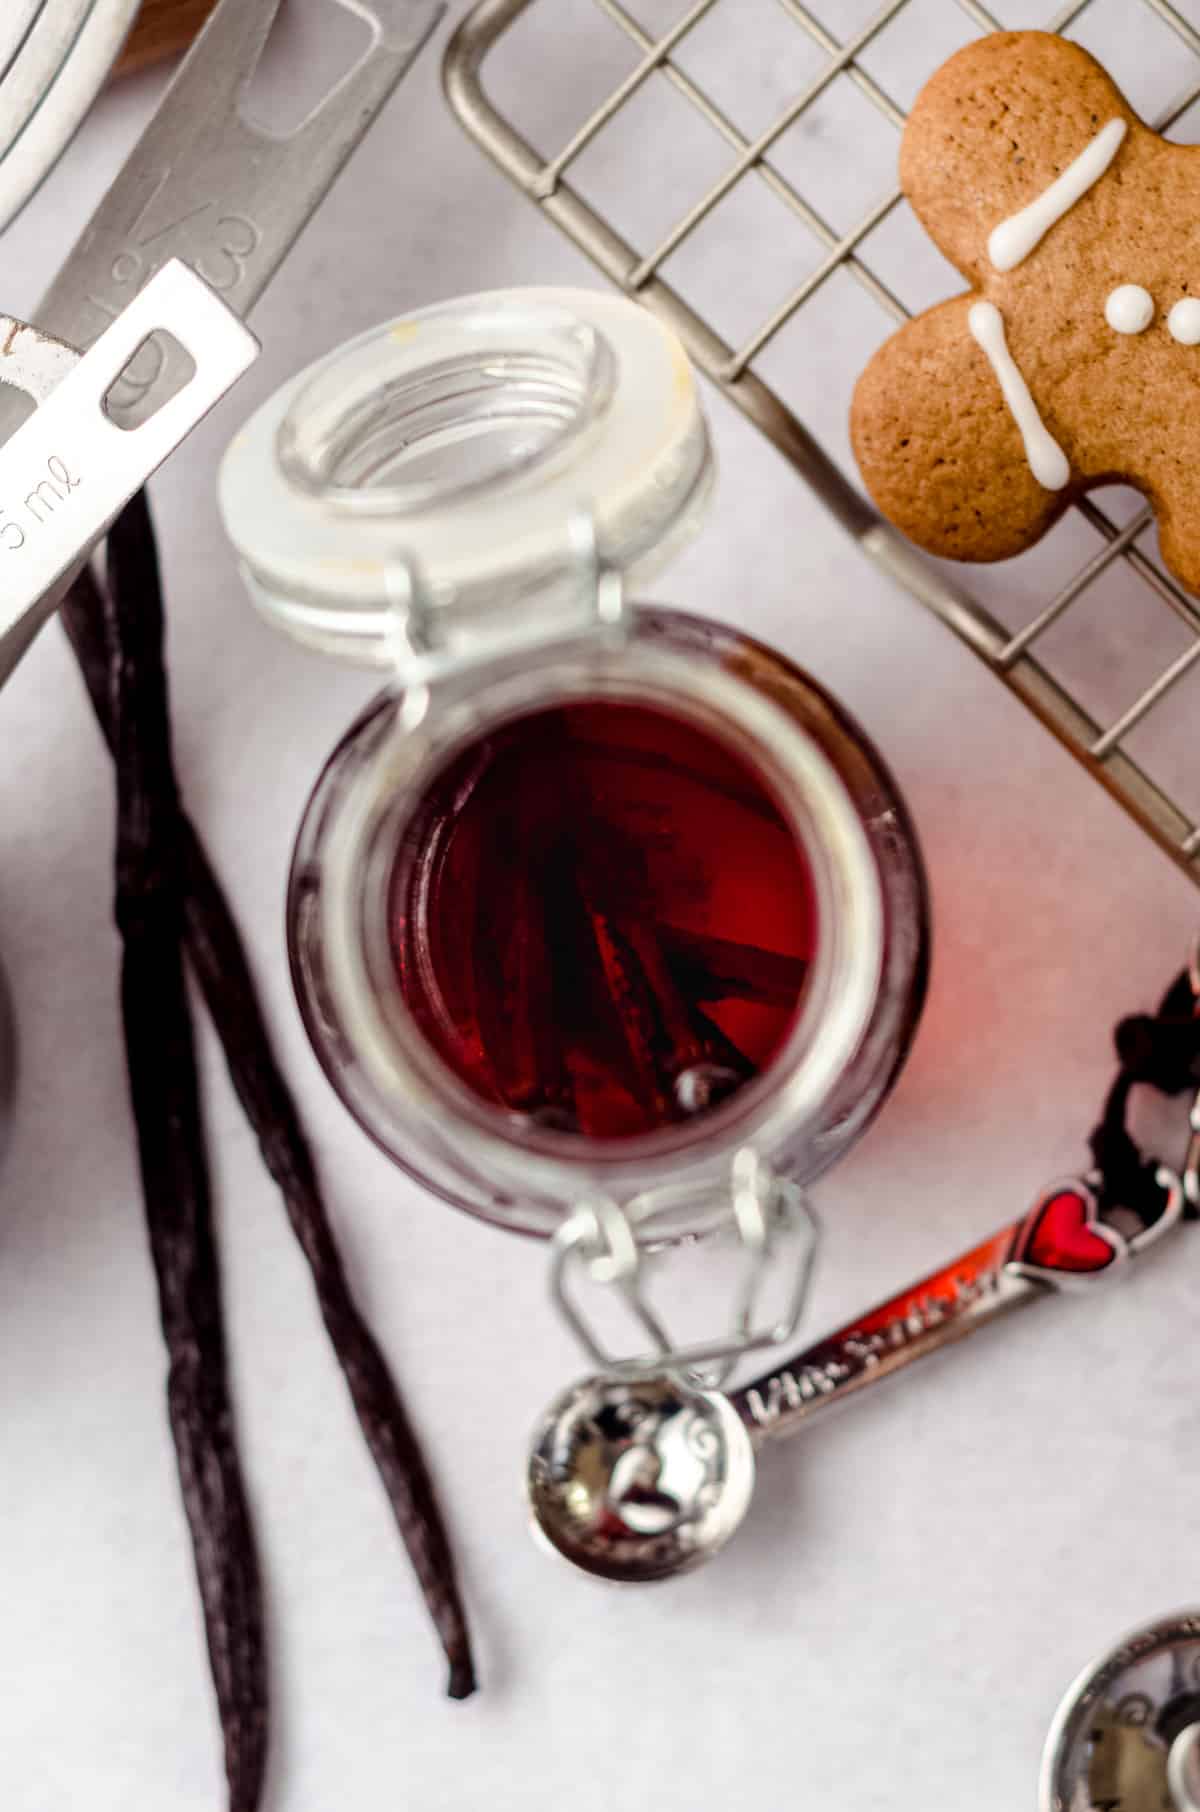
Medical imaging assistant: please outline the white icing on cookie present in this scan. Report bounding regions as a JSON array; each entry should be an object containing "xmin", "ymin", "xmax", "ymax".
[
  {"xmin": 1168, "ymin": 297, "xmax": 1200, "ymax": 345},
  {"xmin": 988, "ymin": 117, "xmax": 1128, "ymax": 272},
  {"xmin": 1105, "ymin": 283, "xmax": 1154, "ymax": 334},
  {"xmin": 968, "ymin": 301, "xmax": 1070, "ymax": 491}
]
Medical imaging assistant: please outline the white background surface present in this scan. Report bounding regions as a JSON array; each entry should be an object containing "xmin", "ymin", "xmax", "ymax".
[{"xmin": 3, "ymin": 3, "xmax": 1200, "ymax": 1809}]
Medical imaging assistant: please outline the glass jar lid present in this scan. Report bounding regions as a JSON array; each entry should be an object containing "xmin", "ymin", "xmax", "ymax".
[{"xmin": 218, "ymin": 287, "xmax": 714, "ymax": 676}]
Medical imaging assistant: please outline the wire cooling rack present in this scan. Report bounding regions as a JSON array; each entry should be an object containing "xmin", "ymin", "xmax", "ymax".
[{"xmin": 444, "ymin": 0, "xmax": 1200, "ymax": 885}]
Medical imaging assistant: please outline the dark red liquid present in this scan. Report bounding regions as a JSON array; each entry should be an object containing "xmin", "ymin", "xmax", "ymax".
[{"xmin": 389, "ymin": 699, "xmax": 818, "ymax": 1141}]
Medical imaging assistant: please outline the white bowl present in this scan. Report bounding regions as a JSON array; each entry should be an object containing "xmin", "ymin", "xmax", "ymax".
[{"xmin": 0, "ymin": 0, "xmax": 140, "ymax": 234}]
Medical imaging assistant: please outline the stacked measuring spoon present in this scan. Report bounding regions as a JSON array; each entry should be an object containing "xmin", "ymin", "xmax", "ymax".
[{"xmin": 0, "ymin": 1, "xmax": 140, "ymax": 1148}]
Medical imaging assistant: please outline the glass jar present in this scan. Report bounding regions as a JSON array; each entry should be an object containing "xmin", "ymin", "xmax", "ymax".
[{"xmin": 219, "ymin": 288, "xmax": 928, "ymax": 1250}]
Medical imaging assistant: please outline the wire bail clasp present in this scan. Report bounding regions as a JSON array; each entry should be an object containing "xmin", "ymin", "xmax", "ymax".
[
  {"xmin": 377, "ymin": 505, "xmax": 628, "ymax": 711},
  {"xmin": 548, "ymin": 1149, "xmax": 821, "ymax": 1384},
  {"xmin": 567, "ymin": 505, "xmax": 629, "ymax": 643}
]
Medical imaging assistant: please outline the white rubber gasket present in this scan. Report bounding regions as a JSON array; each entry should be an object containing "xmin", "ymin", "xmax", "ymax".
[
  {"xmin": 0, "ymin": 6, "xmax": 54, "ymax": 89},
  {"xmin": 219, "ymin": 286, "xmax": 713, "ymax": 669},
  {"xmin": 0, "ymin": 0, "xmax": 139, "ymax": 235}
]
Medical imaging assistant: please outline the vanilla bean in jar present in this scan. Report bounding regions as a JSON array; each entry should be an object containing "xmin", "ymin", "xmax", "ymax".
[
  {"xmin": 219, "ymin": 288, "xmax": 928, "ymax": 1247},
  {"xmin": 388, "ymin": 689, "xmax": 817, "ymax": 1139}
]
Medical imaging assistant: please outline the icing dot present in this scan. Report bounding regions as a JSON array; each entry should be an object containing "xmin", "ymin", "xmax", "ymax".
[
  {"xmin": 1168, "ymin": 298, "xmax": 1200, "ymax": 346},
  {"xmin": 1105, "ymin": 284, "xmax": 1154, "ymax": 335}
]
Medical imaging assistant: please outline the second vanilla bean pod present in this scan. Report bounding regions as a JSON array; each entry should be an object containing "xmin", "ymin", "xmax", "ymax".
[
  {"xmin": 178, "ymin": 829, "xmax": 477, "ymax": 1700},
  {"xmin": 62, "ymin": 516, "xmax": 476, "ymax": 1701}
]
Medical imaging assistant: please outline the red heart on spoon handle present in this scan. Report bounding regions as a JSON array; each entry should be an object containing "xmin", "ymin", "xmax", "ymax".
[{"xmin": 1007, "ymin": 1183, "xmax": 1125, "ymax": 1285}]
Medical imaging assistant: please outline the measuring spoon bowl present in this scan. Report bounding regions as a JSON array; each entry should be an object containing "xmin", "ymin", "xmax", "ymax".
[{"xmin": 528, "ymin": 1372, "xmax": 757, "ymax": 1584}]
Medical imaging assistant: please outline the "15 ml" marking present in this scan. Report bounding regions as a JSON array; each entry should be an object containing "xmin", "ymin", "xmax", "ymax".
[{"xmin": 0, "ymin": 455, "xmax": 84, "ymax": 550}]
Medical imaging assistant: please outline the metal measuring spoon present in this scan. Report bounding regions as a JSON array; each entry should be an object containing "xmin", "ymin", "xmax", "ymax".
[{"xmin": 529, "ymin": 1171, "xmax": 1186, "ymax": 1582}]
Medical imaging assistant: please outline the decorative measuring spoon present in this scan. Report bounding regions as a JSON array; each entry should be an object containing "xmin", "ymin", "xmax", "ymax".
[
  {"xmin": 528, "ymin": 1170, "xmax": 1186, "ymax": 1583},
  {"xmin": 1041, "ymin": 1610, "xmax": 1200, "ymax": 1811}
]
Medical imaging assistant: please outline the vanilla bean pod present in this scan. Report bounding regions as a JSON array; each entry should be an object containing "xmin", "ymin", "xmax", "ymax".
[
  {"xmin": 62, "ymin": 514, "xmax": 476, "ymax": 1701},
  {"xmin": 176, "ymin": 833, "xmax": 477, "ymax": 1699},
  {"xmin": 81, "ymin": 495, "xmax": 268, "ymax": 1811}
]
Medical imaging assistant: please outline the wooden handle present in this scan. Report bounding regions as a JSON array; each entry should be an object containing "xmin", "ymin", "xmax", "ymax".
[{"xmin": 115, "ymin": 0, "xmax": 219, "ymax": 74}]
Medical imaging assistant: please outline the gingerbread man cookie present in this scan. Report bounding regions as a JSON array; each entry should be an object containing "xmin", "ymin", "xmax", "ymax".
[{"xmin": 851, "ymin": 31, "xmax": 1200, "ymax": 593}]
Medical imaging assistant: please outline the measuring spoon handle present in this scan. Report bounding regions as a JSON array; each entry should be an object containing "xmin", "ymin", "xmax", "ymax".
[
  {"xmin": 735, "ymin": 1222, "xmax": 1031, "ymax": 1442},
  {"xmin": 733, "ymin": 1171, "xmax": 1185, "ymax": 1445}
]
